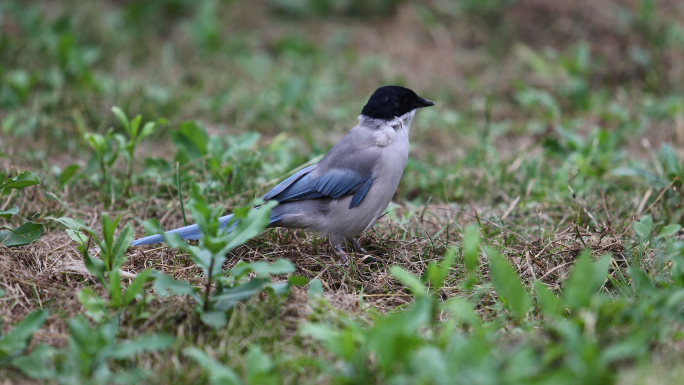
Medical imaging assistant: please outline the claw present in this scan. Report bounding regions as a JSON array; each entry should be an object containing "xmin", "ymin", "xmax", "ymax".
[
  {"xmin": 348, "ymin": 238, "xmax": 368, "ymax": 254},
  {"xmin": 333, "ymin": 243, "xmax": 349, "ymax": 266}
]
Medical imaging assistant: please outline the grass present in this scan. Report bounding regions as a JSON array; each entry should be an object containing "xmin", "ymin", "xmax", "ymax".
[{"xmin": 2, "ymin": 0, "xmax": 684, "ymax": 383}]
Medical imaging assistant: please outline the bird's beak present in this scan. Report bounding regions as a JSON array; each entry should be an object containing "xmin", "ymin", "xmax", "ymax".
[{"xmin": 416, "ymin": 97, "xmax": 435, "ymax": 108}]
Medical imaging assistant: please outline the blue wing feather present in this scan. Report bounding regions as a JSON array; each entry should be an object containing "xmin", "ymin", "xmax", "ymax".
[
  {"xmin": 263, "ymin": 166, "xmax": 373, "ymax": 207},
  {"xmin": 350, "ymin": 177, "xmax": 373, "ymax": 209}
]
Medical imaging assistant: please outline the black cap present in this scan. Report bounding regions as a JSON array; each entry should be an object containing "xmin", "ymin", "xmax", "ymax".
[{"xmin": 361, "ymin": 86, "xmax": 435, "ymax": 120}]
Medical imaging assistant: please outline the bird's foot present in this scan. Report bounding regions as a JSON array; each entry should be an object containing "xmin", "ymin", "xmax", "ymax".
[
  {"xmin": 348, "ymin": 238, "xmax": 368, "ymax": 254},
  {"xmin": 333, "ymin": 244, "xmax": 349, "ymax": 266},
  {"xmin": 348, "ymin": 238, "xmax": 382, "ymax": 264}
]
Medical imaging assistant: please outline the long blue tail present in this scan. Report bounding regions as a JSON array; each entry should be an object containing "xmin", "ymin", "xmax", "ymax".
[{"xmin": 131, "ymin": 213, "xmax": 280, "ymax": 246}]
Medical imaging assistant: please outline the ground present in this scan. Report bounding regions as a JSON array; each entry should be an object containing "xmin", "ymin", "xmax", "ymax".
[{"xmin": 1, "ymin": 1, "xmax": 684, "ymax": 384}]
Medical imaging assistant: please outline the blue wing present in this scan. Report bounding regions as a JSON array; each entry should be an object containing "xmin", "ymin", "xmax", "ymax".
[{"xmin": 262, "ymin": 165, "xmax": 373, "ymax": 209}]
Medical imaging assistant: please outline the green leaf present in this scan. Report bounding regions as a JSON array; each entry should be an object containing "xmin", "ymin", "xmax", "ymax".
[
  {"xmin": 199, "ymin": 311, "xmax": 228, "ymax": 329},
  {"xmin": 288, "ymin": 275, "xmax": 308, "ymax": 287},
  {"xmin": 563, "ymin": 251, "xmax": 612, "ymax": 309},
  {"xmin": 534, "ymin": 281, "xmax": 564, "ymax": 318},
  {"xmin": 152, "ymin": 272, "xmax": 198, "ymax": 299},
  {"xmin": 486, "ymin": 247, "xmax": 532, "ymax": 319},
  {"xmin": 111, "ymin": 222, "xmax": 134, "ymax": 269},
  {"xmin": 213, "ymin": 277, "xmax": 269, "ymax": 311},
  {"xmin": 462, "ymin": 224, "xmax": 480, "ymax": 273},
  {"xmin": 634, "ymin": 215, "xmax": 653, "ymax": 240},
  {"xmin": 0, "ymin": 206, "xmax": 18, "ymax": 219},
  {"xmin": 0, "ymin": 309, "xmax": 48, "ymax": 361},
  {"xmin": 229, "ymin": 258, "xmax": 294, "ymax": 279},
  {"xmin": 442, "ymin": 297, "xmax": 479, "ymax": 325},
  {"xmin": 184, "ymin": 347, "xmax": 243, "ymax": 385},
  {"xmin": 0, "ymin": 171, "xmax": 40, "ymax": 192},
  {"xmin": 390, "ymin": 266, "xmax": 427, "ymax": 297},
  {"xmin": 222, "ymin": 202, "xmax": 277, "ymax": 253},
  {"xmin": 123, "ymin": 269, "xmax": 154, "ymax": 306},
  {"xmin": 426, "ymin": 247, "xmax": 457, "ymax": 291},
  {"xmin": 308, "ymin": 278, "xmax": 324, "ymax": 297},
  {"xmin": 110, "ymin": 334, "xmax": 174, "ymax": 359},
  {"xmin": 111, "ymin": 106, "xmax": 130, "ymax": 132},
  {"xmin": 657, "ymin": 224, "xmax": 681, "ymax": 239},
  {"xmin": 139, "ymin": 121, "xmax": 157, "ymax": 140},
  {"xmin": 0, "ymin": 221, "xmax": 44, "ymax": 247},
  {"xmin": 77, "ymin": 288, "xmax": 107, "ymax": 323},
  {"xmin": 10, "ymin": 344, "xmax": 55, "ymax": 379},
  {"xmin": 246, "ymin": 346, "xmax": 279, "ymax": 385},
  {"xmin": 109, "ymin": 269, "xmax": 122, "ymax": 307},
  {"xmin": 57, "ymin": 164, "xmax": 80, "ymax": 187},
  {"xmin": 81, "ymin": 246, "xmax": 107, "ymax": 287}
]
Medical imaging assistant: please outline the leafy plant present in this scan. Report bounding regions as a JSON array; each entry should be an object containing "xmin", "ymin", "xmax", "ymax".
[
  {"xmin": 185, "ymin": 345, "xmax": 281, "ymax": 385},
  {"xmin": 50, "ymin": 213, "xmax": 153, "ymax": 320},
  {"xmin": 11, "ymin": 316, "xmax": 173, "ymax": 384},
  {"xmin": 0, "ymin": 171, "xmax": 44, "ymax": 247},
  {"xmin": 146, "ymin": 183, "xmax": 299, "ymax": 328},
  {"xmin": 84, "ymin": 107, "xmax": 161, "ymax": 206},
  {"xmin": 0, "ymin": 309, "xmax": 48, "ymax": 365}
]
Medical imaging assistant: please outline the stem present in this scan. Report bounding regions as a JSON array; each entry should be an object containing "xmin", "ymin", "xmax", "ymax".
[{"xmin": 203, "ymin": 257, "xmax": 215, "ymax": 312}]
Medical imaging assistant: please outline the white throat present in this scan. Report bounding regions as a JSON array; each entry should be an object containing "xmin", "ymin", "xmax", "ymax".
[
  {"xmin": 358, "ymin": 109, "xmax": 417, "ymax": 133},
  {"xmin": 359, "ymin": 109, "xmax": 417, "ymax": 147}
]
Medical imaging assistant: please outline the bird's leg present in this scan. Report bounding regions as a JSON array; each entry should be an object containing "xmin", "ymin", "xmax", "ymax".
[
  {"xmin": 348, "ymin": 238, "xmax": 381, "ymax": 264},
  {"xmin": 333, "ymin": 243, "xmax": 349, "ymax": 266},
  {"xmin": 348, "ymin": 238, "xmax": 368, "ymax": 254}
]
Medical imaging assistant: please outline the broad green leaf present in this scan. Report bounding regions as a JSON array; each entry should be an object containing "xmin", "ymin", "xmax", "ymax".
[
  {"xmin": 229, "ymin": 259, "xmax": 294, "ymax": 279},
  {"xmin": 11, "ymin": 344, "xmax": 55, "ymax": 379},
  {"xmin": 390, "ymin": 266, "xmax": 427, "ymax": 297},
  {"xmin": 184, "ymin": 347, "xmax": 243, "ymax": 385},
  {"xmin": 486, "ymin": 247, "xmax": 532, "ymax": 319},
  {"xmin": 172, "ymin": 121, "xmax": 209, "ymax": 161},
  {"xmin": 151, "ymin": 272, "xmax": 198, "ymax": 300},
  {"xmin": 657, "ymin": 224, "xmax": 681, "ymax": 239},
  {"xmin": 199, "ymin": 311, "xmax": 228, "ymax": 329},
  {"xmin": 308, "ymin": 278, "xmax": 324, "ymax": 297},
  {"xmin": 563, "ymin": 251, "xmax": 612, "ymax": 309},
  {"xmin": 213, "ymin": 277, "xmax": 269, "ymax": 311},
  {"xmin": 288, "ymin": 275, "xmax": 308, "ymax": 286},
  {"xmin": 123, "ymin": 269, "xmax": 154, "ymax": 306},
  {"xmin": 534, "ymin": 281, "xmax": 564, "ymax": 318},
  {"xmin": 634, "ymin": 215, "xmax": 653, "ymax": 240},
  {"xmin": 442, "ymin": 297, "xmax": 479, "ymax": 325},
  {"xmin": 139, "ymin": 121, "xmax": 157, "ymax": 140},
  {"xmin": 48, "ymin": 217, "xmax": 91, "ymax": 244},
  {"xmin": 222, "ymin": 202, "xmax": 277, "ymax": 253},
  {"xmin": 0, "ymin": 309, "xmax": 48, "ymax": 360},
  {"xmin": 246, "ymin": 346, "xmax": 279, "ymax": 385},
  {"xmin": 301, "ymin": 323, "xmax": 357, "ymax": 360},
  {"xmin": 110, "ymin": 334, "xmax": 174, "ymax": 359},
  {"xmin": 77, "ymin": 288, "xmax": 107, "ymax": 323},
  {"xmin": 1, "ymin": 171, "xmax": 40, "ymax": 192},
  {"xmin": 57, "ymin": 164, "xmax": 80, "ymax": 187},
  {"xmin": 0, "ymin": 207, "xmax": 18, "ymax": 219},
  {"xmin": 0, "ymin": 221, "xmax": 44, "ymax": 247}
]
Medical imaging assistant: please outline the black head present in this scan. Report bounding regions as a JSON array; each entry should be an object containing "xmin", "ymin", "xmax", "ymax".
[{"xmin": 361, "ymin": 86, "xmax": 435, "ymax": 120}]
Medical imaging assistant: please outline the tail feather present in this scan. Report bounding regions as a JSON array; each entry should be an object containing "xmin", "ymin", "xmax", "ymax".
[
  {"xmin": 131, "ymin": 214, "xmax": 236, "ymax": 246},
  {"xmin": 131, "ymin": 212, "xmax": 280, "ymax": 247}
]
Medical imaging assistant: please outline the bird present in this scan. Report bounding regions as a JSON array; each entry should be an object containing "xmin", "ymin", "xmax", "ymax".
[{"xmin": 131, "ymin": 85, "xmax": 435, "ymax": 264}]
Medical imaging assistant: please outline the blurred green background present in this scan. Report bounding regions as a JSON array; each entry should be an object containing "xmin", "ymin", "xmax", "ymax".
[
  {"xmin": 1, "ymin": 0, "xmax": 683, "ymax": 217},
  {"xmin": 3, "ymin": 2, "xmax": 684, "ymax": 384}
]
